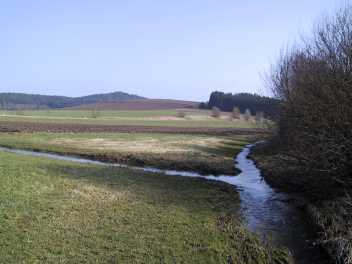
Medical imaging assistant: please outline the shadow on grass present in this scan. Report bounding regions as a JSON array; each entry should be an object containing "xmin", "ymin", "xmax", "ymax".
[
  {"xmin": 189, "ymin": 138, "xmax": 248, "ymax": 157},
  {"xmin": 41, "ymin": 162, "xmax": 241, "ymax": 216}
]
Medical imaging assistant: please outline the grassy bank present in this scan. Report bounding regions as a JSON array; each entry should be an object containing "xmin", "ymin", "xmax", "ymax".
[
  {"xmin": 0, "ymin": 151, "xmax": 289, "ymax": 263},
  {"xmin": 0, "ymin": 132, "xmax": 250, "ymax": 175},
  {"xmin": 249, "ymin": 144, "xmax": 306, "ymax": 194}
]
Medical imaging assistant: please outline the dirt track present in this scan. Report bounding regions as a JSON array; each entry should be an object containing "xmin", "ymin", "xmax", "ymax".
[{"xmin": 0, "ymin": 121, "xmax": 268, "ymax": 135}]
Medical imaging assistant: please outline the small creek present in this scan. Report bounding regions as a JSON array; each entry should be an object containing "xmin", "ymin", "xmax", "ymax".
[{"xmin": 0, "ymin": 144, "xmax": 327, "ymax": 263}]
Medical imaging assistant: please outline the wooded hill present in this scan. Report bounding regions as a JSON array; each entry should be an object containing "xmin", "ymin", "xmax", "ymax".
[
  {"xmin": 200, "ymin": 92, "xmax": 279, "ymax": 118},
  {"xmin": 0, "ymin": 91, "xmax": 145, "ymax": 109}
]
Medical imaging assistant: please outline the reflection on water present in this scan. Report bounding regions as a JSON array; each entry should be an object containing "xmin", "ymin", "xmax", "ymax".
[{"xmin": 0, "ymin": 145, "xmax": 327, "ymax": 263}]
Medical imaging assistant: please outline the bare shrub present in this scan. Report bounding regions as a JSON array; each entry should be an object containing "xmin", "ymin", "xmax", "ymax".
[
  {"xmin": 255, "ymin": 111, "xmax": 264, "ymax": 123},
  {"xmin": 243, "ymin": 109, "xmax": 251, "ymax": 121},
  {"xmin": 308, "ymin": 195, "xmax": 352, "ymax": 264},
  {"xmin": 231, "ymin": 107, "xmax": 241, "ymax": 119},
  {"xmin": 91, "ymin": 105, "xmax": 100, "ymax": 118},
  {"xmin": 268, "ymin": 5, "xmax": 352, "ymax": 193},
  {"xmin": 177, "ymin": 111, "xmax": 186, "ymax": 118},
  {"xmin": 266, "ymin": 6, "xmax": 352, "ymax": 262},
  {"xmin": 211, "ymin": 107, "xmax": 221, "ymax": 118}
]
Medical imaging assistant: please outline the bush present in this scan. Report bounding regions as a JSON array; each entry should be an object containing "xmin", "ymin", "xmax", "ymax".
[
  {"xmin": 266, "ymin": 6, "xmax": 352, "ymax": 262},
  {"xmin": 268, "ymin": 6, "xmax": 352, "ymax": 194}
]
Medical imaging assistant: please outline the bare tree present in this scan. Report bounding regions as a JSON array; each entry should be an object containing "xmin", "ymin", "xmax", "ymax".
[
  {"xmin": 231, "ymin": 107, "xmax": 241, "ymax": 119},
  {"xmin": 255, "ymin": 111, "xmax": 264, "ymax": 123},
  {"xmin": 269, "ymin": 6, "xmax": 352, "ymax": 186},
  {"xmin": 91, "ymin": 104, "xmax": 100, "ymax": 118},
  {"xmin": 211, "ymin": 107, "xmax": 221, "ymax": 118},
  {"xmin": 266, "ymin": 6, "xmax": 352, "ymax": 262},
  {"xmin": 243, "ymin": 109, "xmax": 251, "ymax": 121}
]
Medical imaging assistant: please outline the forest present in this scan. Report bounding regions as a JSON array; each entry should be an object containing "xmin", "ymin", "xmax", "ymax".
[
  {"xmin": 200, "ymin": 92, "xmax": 279, "ymax": 118},
  {"xmin": 0, "ymin": 91, "xmax": 144, "ymax": 109}
]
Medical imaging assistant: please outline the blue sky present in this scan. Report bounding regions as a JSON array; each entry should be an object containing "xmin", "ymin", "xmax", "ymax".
[{"xmin": 0, "ymin": 0, "xmax": 340, "ymax": 101}]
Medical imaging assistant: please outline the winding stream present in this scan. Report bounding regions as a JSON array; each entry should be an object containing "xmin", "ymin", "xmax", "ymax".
[{"xmin": 0, "ymin": 144, "xmax": 327, "ymax": 263}]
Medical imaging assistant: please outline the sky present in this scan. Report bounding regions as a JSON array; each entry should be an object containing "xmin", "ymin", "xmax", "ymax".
[{"xmin": 0, "ymin": 0, "xmax": 342, "ymax": 101}]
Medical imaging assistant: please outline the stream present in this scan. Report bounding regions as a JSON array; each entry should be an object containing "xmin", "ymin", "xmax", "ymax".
[{"xmin": 0, "ymin": 144, "xmax": 328, "ymax": 263}]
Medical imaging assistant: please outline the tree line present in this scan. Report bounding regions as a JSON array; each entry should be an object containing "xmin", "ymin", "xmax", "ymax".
[{"xmin": 200, "ymin": 92, "xmax": 279, "ymax": 118}]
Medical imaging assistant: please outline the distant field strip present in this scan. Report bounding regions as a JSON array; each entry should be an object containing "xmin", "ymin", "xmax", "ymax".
[
  {"xmin": 0, "ymin": 109, "xmax": 260, "ymax": 128},
  {"xmin": 0, "ymin": 109, "xmax": 180, "ymax": 118}
]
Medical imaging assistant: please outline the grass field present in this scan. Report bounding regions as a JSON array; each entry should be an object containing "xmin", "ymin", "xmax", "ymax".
[
  {"xmin": 0, "ymin": 151, "xmax": 288, "ymax": 263},
  {"xmin": 0, "ymin": 109, "xmax": 261, "ymax": 128},
  {"xmin": 0, "ymin": 132, "xmax": 250, "ymax": 175},
  {"xmin": 0, "ymin": 108, "xmax": 285, "ymax": 263}
]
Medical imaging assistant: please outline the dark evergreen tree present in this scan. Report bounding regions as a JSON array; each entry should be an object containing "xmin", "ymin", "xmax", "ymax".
[{"xmin": 203, "ymin": 91, "xmax": 279, "ymax": 118}]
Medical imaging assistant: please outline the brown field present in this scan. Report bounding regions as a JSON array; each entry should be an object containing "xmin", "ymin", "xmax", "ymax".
[
  {"xmin": 0, "ymin": 120, "xmax": 268, "ymax": 135},
  {"xmin": 70, "ymin": 99, "xmax": 199, "ymax": 110}
]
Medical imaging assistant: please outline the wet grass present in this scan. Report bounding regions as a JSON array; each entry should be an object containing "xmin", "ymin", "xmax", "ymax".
[
  {"xmin": 0, "ymin": 151, "xmax": 289, "ymax": 263},
  {"xmin": 0, "ymin": 132, "xmax": 250, "ymax": 175}
]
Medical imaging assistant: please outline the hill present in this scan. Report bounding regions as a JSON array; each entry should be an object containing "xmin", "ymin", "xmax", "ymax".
[
  {"xmin": 72, "ymin": 99, "xmax": 199, "ymax": 111},
  {"xmin": 0, "ymin": 91, "xmax": 145, "ymax": 110}
]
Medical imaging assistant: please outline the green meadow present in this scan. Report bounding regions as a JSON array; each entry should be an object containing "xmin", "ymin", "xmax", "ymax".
[{"xmin": 0, "ymin": 151, "xmax": 288, "ymax": 263}]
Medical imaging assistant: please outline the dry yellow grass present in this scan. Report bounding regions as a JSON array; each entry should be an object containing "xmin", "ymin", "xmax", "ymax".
[{"xmin": 0, "ymin": 132, "xmax": 249, "ymax": 175}]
